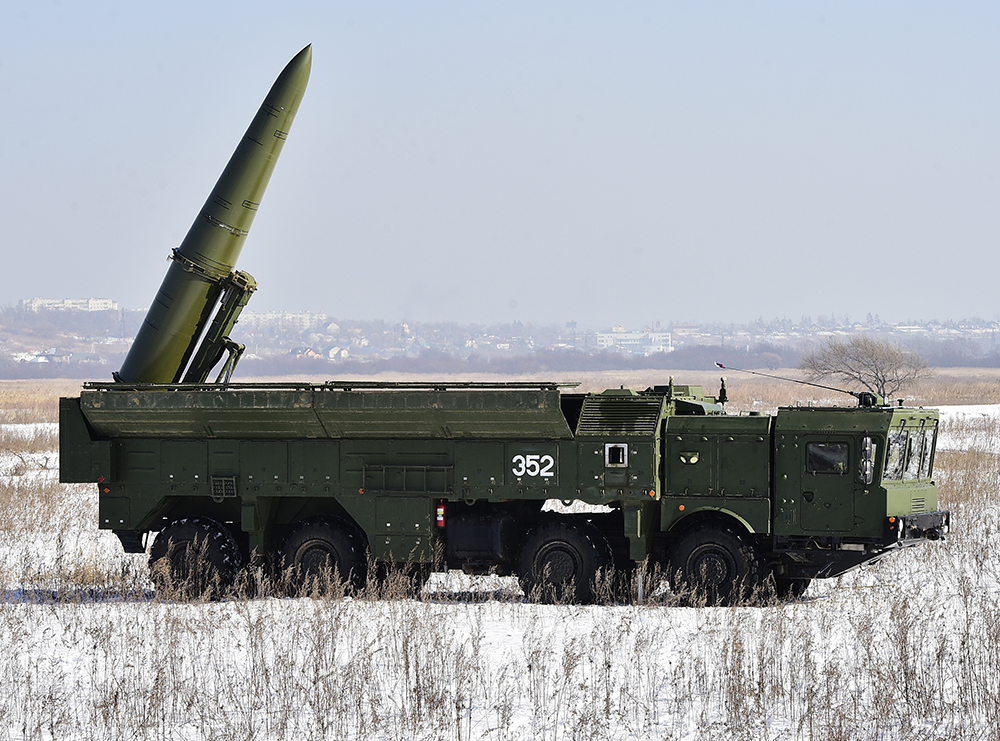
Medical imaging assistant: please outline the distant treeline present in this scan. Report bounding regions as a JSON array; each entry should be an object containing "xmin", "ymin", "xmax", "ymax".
[
  {"xmin": 0, "ymin": 306, "xmax": 144, "ymax": 337},
  {"xmin": 0, "ymin": 345, "xmax": 797, "ymax": 380},
  {"xmin": 0, "ymin": 356, "xmax": 118, "ymax": 381},
  {"xmin": 6, "ymin": 340, "xmax": 1000, "ymax": 380},
  {"xmin": 234, "ymin": 344, "xmax": 803, "ymax": 378},
  {"xmin": 3, "ymin": 301, "xmax": 1000, "ymax": 380}
]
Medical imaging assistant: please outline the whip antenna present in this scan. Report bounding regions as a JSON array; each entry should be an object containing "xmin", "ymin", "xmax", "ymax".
[{"xmin": 714, "ymin": 362, "xmax": 882, "ymax": 407}]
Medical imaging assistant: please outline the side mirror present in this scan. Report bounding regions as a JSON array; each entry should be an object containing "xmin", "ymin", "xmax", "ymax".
[{"xmin": 860, "ymin": 435, "xmax": 876, "ymax": 485}]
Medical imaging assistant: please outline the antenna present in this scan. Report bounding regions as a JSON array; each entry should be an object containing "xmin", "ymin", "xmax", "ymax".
[{"xmin": 714, "ymin": 363, "xmax": 882, "ymax": 408}]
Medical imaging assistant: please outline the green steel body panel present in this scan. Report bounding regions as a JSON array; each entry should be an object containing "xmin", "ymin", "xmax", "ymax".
[
  {"xmin": 77, "ymin": 383, "xmax": 574, "ymax": 440},
  {"xmin": 771, "ymin": 406, "xmax": 938, "ymax": 539},
  {"xmin": 61, "ymin": 380, "xmax": 946, "ymax": 575},
  {"xmin": 575, "ymin": 390, "xmax": 665, "ymax": 437},
  {"xmin": 659, "ymin": 414, "xmax": 773, "ymax": 534},
  {"xmin": 63, "ymin": 382, "xmax": 671, "ymax": 564}
]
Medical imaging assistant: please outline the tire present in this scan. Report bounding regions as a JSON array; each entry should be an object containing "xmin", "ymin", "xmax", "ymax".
[
  {"xmin": 518, "ymin": 520, "xmax": 611, "ymax": 604},
  {"xmin": 281, "ymin": 517, "xmax": 367, "ymax": 594},
  {"xmin": 149, "ymin": 517, "xmax": 242, "ymax": 598},
  {"xmin": 667, "ymin": 524, "xmax": 765, "ymax": 606}
]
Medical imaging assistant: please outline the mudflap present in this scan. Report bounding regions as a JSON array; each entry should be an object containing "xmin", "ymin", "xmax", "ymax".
[{"xmin": 114, "ymin": 530, "xmax": 148, "ymax": 554}]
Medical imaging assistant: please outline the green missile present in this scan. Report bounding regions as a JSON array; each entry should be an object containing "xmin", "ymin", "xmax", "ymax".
[{"xmin": 116, "ymin": 44, "xmax": 312, "ymax": 384}]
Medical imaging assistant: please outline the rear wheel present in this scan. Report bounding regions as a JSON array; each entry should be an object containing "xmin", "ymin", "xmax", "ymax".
[
  {"xmin": 281, "ymin": 517, "xmax": 367, "ymax": 594},
  {"xmin": 149, "ymin": 517, "xmax": 242, "ymax": 599},
  {"xmin": 668, "ymin": 524, "xmax": 765, "ymax": 606},
  {"xmin": 518, "ymin": 520, "xmax": 611, "ymax": 604}
]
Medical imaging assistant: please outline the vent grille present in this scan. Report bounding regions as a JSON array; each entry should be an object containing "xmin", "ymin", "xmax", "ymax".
[
  {"xmin": 911, "ymin": 497, "xmax": 926, "ymax": 513},
  {"xmin": 211, "ymin": 476, "xmax": 238, "ymax": 499},
  {"xmin": 576, "ymin": 396, "xmax": 663, "ymax": 436},
  {"xmin": 363, "ymin": 465, "xmax": 452, "ymax": 493}
]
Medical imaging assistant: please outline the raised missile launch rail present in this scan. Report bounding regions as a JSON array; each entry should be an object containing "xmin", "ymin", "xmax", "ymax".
[
  {"xmin": 116, "ymin": 44, "xmax": 311, "ymax": 385},
  {"xmin": 60, "ymin": 46, "xmax": 950, "ymax": 604}
]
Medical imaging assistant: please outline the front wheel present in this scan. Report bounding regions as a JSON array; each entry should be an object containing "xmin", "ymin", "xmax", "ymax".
[{"xmin": 667, "ymin": 524, "xmax": 765, "ymax": 606}]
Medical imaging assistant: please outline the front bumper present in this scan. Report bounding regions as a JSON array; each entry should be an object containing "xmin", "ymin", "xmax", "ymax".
[{"xmin": 890, "ymin": 511, "xmax": 951, "ymax": 543}]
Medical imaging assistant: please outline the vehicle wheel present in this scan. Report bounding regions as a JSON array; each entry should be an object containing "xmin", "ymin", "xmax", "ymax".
[
  {"xmin": 668, "ymin": 524, "xmax": 765, "ymax": 606},
  {"xmin": 281, "ymin": 517, "xmax": 367, "ymax": 594},
  {"xmin": 149, "ymin": 517, "xmax": 242, "ymax": 599},
  {"xmin": 773, "ymin": 576, "xmax": 811, "ymax": 600},
  {"xmin": 518, "ymin": 520, "xmax": 611, "ymax": 604}
]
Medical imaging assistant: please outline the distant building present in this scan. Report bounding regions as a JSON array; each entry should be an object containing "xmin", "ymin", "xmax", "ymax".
[
  {"xmin": 596, "ymin": 331, "xmax": 672, "ymax": 355},
  {"xmin": 669, "ymin": 323, "xmax": 700, "ymax": 336},
  {"xmin": 241, "ymin": 311, "xmax": 328, "ymax": 330},
  {"xmin": 21, "ymin": 298, "xmax": 118, "ymax": 312},
  {"xmin": 20, "ymin": 349, "xmax": 73, "ymax": 363}
]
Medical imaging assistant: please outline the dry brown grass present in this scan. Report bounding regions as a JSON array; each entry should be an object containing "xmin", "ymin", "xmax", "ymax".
[
  {"xmin": 0, "ymin": 374, "xmax": 996, "ymax": 738},
  {"xmin": 0, "ymin": 380, "xmax": 83, "ymax": 423}
]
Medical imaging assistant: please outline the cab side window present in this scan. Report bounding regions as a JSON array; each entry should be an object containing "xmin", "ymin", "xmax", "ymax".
[
  {"xmin": 884, "ymin": 428, "xmax": 907, "ymax": 480},
  {"xmin": 806, "ymin": 442, "xmax": 849, "ymax": 474}
]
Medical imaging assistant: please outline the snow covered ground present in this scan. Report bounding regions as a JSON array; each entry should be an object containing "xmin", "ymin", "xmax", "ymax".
[
  {"xmin": 0, "ymin": 407, "xmax": 995, "ymax": 739},
  {"xmin": 936, "ymin": 404, "xmax": 1000, "ymax": 453}
]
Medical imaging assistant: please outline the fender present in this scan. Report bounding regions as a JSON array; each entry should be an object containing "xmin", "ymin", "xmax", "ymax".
[{"xmin": 661, "ymin": 498, "xmax": 770, "ymax": 536}]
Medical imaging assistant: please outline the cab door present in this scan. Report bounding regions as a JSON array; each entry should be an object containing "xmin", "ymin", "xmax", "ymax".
[
  {"xmin": 799, "ymin": 436, "xmax": 856, "ymax": 533},
  {"xmin": 774, "ymin": 433, "xmax": 858, "ymax": 535}
]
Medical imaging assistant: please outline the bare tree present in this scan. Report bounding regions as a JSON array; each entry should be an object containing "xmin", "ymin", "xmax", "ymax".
[{"xmin": 798, "ymin": 335, "xmax": 929, "ymax": 399}]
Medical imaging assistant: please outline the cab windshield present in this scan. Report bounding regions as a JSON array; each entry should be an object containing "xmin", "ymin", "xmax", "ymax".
[{"xmin": 884, "ymin": 420, "xmax": 936, "ymax": 481}]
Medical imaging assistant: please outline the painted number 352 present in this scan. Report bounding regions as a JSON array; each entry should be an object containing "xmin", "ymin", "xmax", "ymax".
[{"xmin": 511, "ymin": 454, "xmax": 555, "ymax": 477}]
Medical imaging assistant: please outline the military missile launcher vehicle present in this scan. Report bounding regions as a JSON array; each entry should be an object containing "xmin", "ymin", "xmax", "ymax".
[{"xmin": 59, "ymin": 46, "xmax": 950, "ymax": 604}]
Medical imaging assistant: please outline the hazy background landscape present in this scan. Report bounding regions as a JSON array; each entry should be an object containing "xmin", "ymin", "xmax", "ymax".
[
  {"xmin": 4, "ymin": 303, "xmax": 1000, "ymax": 381},
  {"xmin": 3, "ymin": 2, "xmax": 998, "ymax": 332}
]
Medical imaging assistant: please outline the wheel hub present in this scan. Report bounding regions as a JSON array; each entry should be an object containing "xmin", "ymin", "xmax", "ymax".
[
  {"xmin": 298, "ymin": 540, "xmax": 335, "ymax": 575},
  {"xmin": 691, "ymin": 549, "xmax": 733, "ymax": 587},
  {"xmin": 537, "ymin": 544, "xmax": 579, "ymax": 583}
]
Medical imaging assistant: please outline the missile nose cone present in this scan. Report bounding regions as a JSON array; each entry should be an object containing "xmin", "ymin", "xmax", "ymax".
[
  {"xmin": 293, "ymin": 43, "xmax": 312, "ymax": 72},
  {"xmin": 265, "ymin": 43, "xmax": 312, "ymax": 120},
  {"xmin": 273, "ymin": 43, "xmax": 312, "ymax": 102}
]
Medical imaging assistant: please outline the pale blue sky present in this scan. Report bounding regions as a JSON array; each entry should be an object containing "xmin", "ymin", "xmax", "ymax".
[{"xmin": 2, "ymin": 2, "xmax": 997, "ymax": 329}]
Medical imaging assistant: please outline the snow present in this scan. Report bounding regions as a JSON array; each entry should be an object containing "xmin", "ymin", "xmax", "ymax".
[
  {"xmin": 0, "ymin": 408, "xmax": 995, "ymax": 738},
  {"xmin": 936, "ymin": 404, "xmax": 1000, "ymax": 453},
  {"xmin": 0, "ymin": 423, "xmax": 58, "ymax": 438},
  {"xmin": 938, "ymin": 404, "xmax": 1000, "ymax": 421}
]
